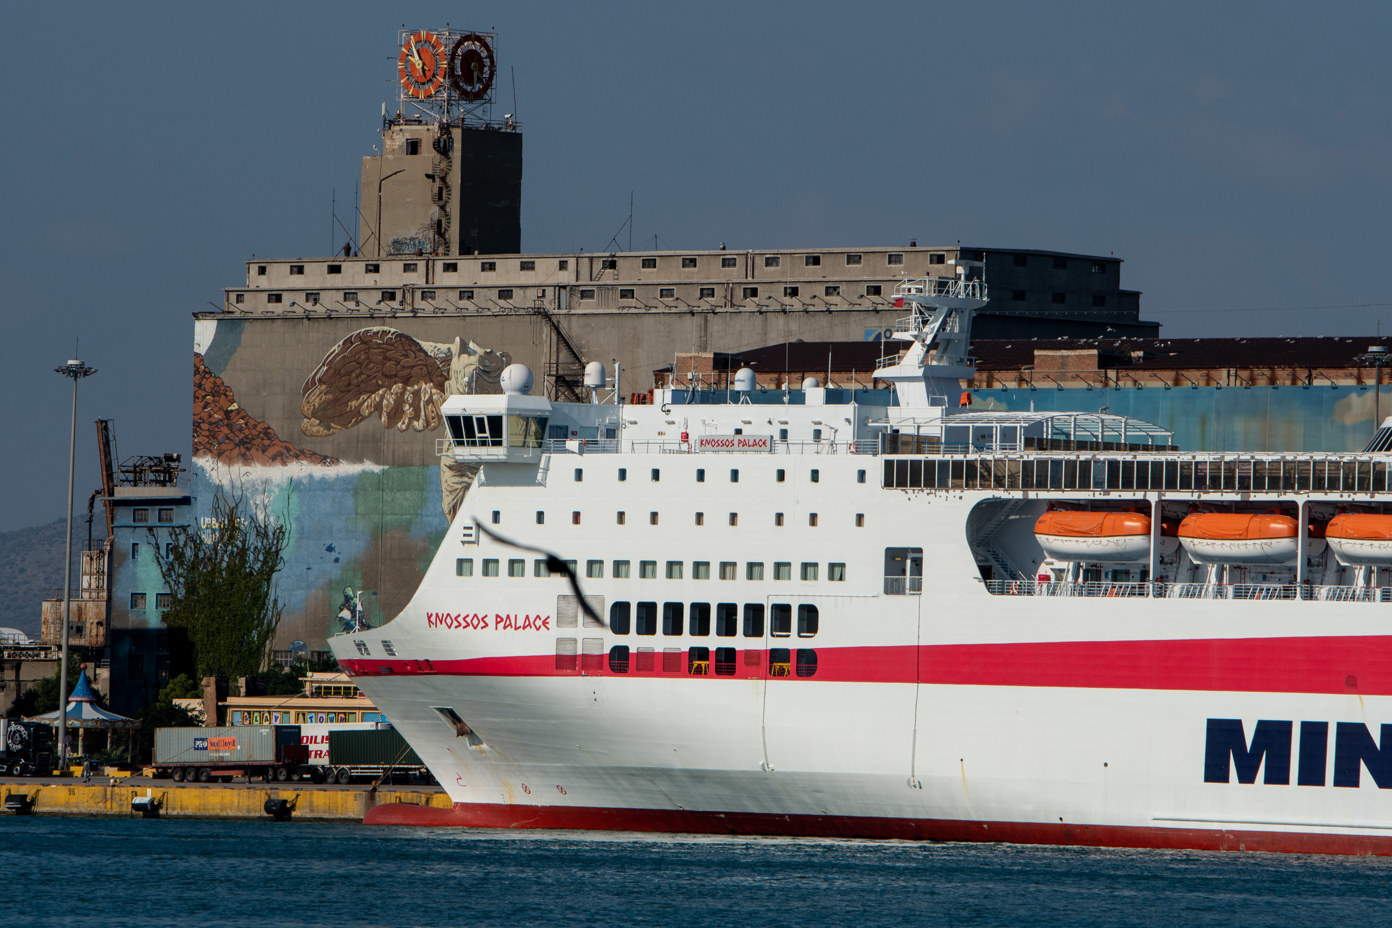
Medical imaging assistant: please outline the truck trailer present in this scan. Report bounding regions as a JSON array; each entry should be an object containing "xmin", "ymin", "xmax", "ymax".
[
  {"xmin": 1, "ymin": 721, "xmax": 55, "ymax": 776},
  {"xmin": 153, "ymin": 726, "xmax": 312, "ymax": 783}
]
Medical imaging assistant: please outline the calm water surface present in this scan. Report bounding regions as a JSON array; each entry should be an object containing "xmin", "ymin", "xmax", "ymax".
[{"xmin": 4, "ymin": 816, "xmax": 1391, "ymax": 927}]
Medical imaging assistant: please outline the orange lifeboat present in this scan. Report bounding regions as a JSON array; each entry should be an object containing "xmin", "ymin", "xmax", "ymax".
[
  {"xmin": 1034, "ymin": 511, "xmax": 1150, "ymax": 563},
  {"xmin": 1177, "ymin": 513, "xmax": 1297, "ymax": 565},
  {"xmin": 1325, "ymin": 513, "xmax": 1392, "ymax": 566}
]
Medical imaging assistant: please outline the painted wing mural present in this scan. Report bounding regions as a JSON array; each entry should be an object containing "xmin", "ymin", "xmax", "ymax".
[{"xmin": 300, "ymin": 327, "xmax": 510, "ymax": 519}]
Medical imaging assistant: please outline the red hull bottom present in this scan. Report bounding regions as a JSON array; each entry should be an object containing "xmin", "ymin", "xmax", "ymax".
[{"xmin": 365, "ymin": 801, "xmax": 1392, "ymax": 856}]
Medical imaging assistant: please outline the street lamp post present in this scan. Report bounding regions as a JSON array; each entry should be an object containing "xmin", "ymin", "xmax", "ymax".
[{"xmin": 54, "ymin": 357, "xmax": 96, "ymax": 769}]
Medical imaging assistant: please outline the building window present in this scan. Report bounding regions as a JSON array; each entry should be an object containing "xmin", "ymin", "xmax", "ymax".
[
  {"xmin": 747, "ymin": 562, "xmax": 764, "ymax": 581},
  {"xmin": 682, "ymin": 257, "xmax": 697, "ymax": 269},
  {"xmin": 699, "ymin": 287, "xmax": 715, "ymax": 299},
  {"xmin": 866, "ymin": 285, "xmax": 881, "ymax": 296},
  {"xmin": 659, "ymin": 287, "xmax": 675, "ymax": 299},
  {"xmin": 498, "ymin": 289, "xmax": 514, "ymax": 300},
  {"xmin": 327, "ymin": 264, "xmax": 342, "ymax": 274},
  {"xmin": 344, "ymin": 291, "xmax": 359, "ymax": 302},
  {"xmin": 380, "ymin": 290, "xmax": 397, "ymax": 303},
  {"xmin": 764, "ymin": 256, "xmax": 781, "ymax": 268},
  {"xmin": 131, "ymin": 543, "xmax": 139, "ymax": 560},
  {"xmin": 131, "ymin": 593, "xmax": 147, "ymax": 609},
  {"xmin": 405, "ymin": 138, "xmax": 421, "ymax": 155},
  {"xmin": 602, "ymin": 258, "xmax": 617, "ymax": 270},
  {"xmin": 619, "ymin": 288, "xmax": 635, "ymax": 299},
  {"xmin": 508, "ymin": 559, "xmax": 525, "ymax": 578},
  {"xmin": 846, "ymin": 254, "xmax": 863, "ymax": 266},
  {"xmin": 365, "ymin": 263, "xmax": 380, "ymax": 273},
  {"xmin": 742, "ymin": 287, "xmax": 759, "ymax": 299},
  {"xmin": 642, "ymin": 257, "xmax": 657, "ymax": 269},
  {"xmin": 267, "ymin": 293, "xmax": 282, "ymax": 304},
  {"xmin": 520, "ymin": 260, "xmax": 536, "ymax": 271},
  {"xmin": 481, "ymin": 261, "xmax": 496, "ymax": 272},
  {"xmin": 804, "ymin": 255, "xmax": 821, "ymax": 267},
  {"xmin": 456, "ymin": 558, "xmax": 473, "ymax": 577},
  {"xmin": 157, "ymin": 593, "xmax": 173, "ymax": 610},
  {"xmin": 158, "ymin": 508, "xmax": 174, "ymax": 523},
  {"xmin": 458, "ymin": 289, "xmax": 474, "ymax": 300},
  {"xmin": 824, "ymin": 285, "xmax": 840, "ymax": 297},
  {"xmin": 639, "ymin": 560, "xmax": 657, "ymax": 579},
  {"xmin": 306, "ymin": 291, "xmax": 321, "ymax": 304},
  {"xmin": 722, "ymin": 256, "xmax": 737, "ymax": 268},
  {"xmin": 1093, "ymin": 294, "xmax": 1107, "ymax": 307},
  {"xmin": 558, "ymin": 259, "xmax": 569, "ymax": 271},
  {"xmin": 1052, "ymin": 292, "xmax": 1067, "ymax": 304},
  {"xmin": 719, "ymin": 562, "xmax": 736, "ymax": 581},
  {"xmin": 613, "ymin": 560, "xmax": 631, "ymax": 578},
  {"xmin": 1012, "ymin": 289, "xmax": 1027, "ymax": 301},
  {"xmin": 579, "ymin": 289, "xmax": 596, "ymax": 300},
  {"xmin": 289, "ymin": 264, "xmax": 304, "ymax": 275},
  {"xmin": 402, "ymin": 262, "xmax": 418, "ymax": 273},
  {"xmin": 887, "ymin": 253, "xmax": 904, "ymax": 265},
  {"xmin": 829, "ymin": 563, "xmax": 846, "ymax": 582},
  {"xmin": 132, "ymin": 509, "xmax": 150, "ymax": 524},
  {"xmin": 234, "ymin": 293, "xmax": 245, "ymax": 304},
  {"xmin": 783, "ymin": 286, "xmax": 799, "ymax": 298},
  {"xmin": 256, "ymin": 265, "xmax": 266, "ymax": 275},
  {"xmin": 693, "ymin": 562, "xmax": 710, "ymax": 580},
  {"xmin": 666, "ymin": 561, "xmax": 683, "ymax": 580},
  {"xmin": 442, "ymin": 262, "xmax": 458, "ymax": 272},
  {"xmin": 773, "ymin": 562, "xmax": 791, "ymax": 581}
]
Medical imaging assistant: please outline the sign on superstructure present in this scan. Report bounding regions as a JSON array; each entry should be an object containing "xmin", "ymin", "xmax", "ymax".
[{"xmin": 395, "ymin": 28, "xmax": 503, "ymax": 129}]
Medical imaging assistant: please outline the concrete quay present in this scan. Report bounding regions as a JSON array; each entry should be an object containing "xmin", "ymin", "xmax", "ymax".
[{"xmin": 0, "ymin": 774, "xmax": 450, "ymax": 822}]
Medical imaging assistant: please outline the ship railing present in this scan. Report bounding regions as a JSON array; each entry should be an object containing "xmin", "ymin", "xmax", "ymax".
[
  {"xmin": 620, "ymin": 439, "xmax": 877, "ymax": 456},
  {"xmin": 1305, "ymin": 585, "xmax": 1392, "ymax": 603},
  {"xmin": 883, "ymin": 576, "xmax": 924, "ymax": 595},
  {"xmin": 983, "ymin": 579, "xmax": 1350, "ymax": 601}
]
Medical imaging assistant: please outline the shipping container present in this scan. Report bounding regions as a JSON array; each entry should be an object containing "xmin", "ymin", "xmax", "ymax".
[
  {"xmin": 322, "ymin": 728, "xmax": 430, "ymax": 784},
  {"xmin": 153, "ymin": 726, "xmax": 309, "ymax": 782}
]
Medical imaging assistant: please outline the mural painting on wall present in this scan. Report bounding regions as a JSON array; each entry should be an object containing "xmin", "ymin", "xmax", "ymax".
[
  {"xmin": 194, "ymin": 354, "xmax": 340, "ymax": 466},
  {"xmin": 299, "ymin": 326, "xmax": 512, "ymax": 519}
]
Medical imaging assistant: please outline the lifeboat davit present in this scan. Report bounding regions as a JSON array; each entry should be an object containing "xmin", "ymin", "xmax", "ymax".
[
  {"xmin": 1325, "ymin": 513, "xmax": 1392, "ymax": 566},
  {"xmin": 1178, "ymin": 513, "xmax": 1297, "ymax": 565},
  {"xmin": 1034, "ymin": 511, "xmax": 1150, "ymax": 563}
]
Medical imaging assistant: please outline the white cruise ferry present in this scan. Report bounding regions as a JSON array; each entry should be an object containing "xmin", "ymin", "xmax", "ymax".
[{"xmin": 332, "ymin": 268, "xmax": 1392, "ymax": 854}]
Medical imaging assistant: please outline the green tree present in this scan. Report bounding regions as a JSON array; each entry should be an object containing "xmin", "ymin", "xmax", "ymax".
[{"xmin": 153, "ymin": 492, "xmax": 287, "ymax": 680}]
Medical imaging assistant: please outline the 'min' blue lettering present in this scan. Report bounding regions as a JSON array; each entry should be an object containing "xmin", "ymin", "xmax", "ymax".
[
  {"xmin": 1333, "ymin": 722, "xmax": 1392, "ymax": 788},
  {"xmin": 1203, "ymin": 719, "xmax": 1292, "ymax": 784}
]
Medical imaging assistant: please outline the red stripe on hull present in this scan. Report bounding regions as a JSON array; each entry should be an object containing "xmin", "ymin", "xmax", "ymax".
[
  {"xmin": 365, "ymin": 801, "xmax": 1392, "ymax": 855},
  {"xmin": 344, "ymin": 635, "xmax": 1392, "ymax": 696}
]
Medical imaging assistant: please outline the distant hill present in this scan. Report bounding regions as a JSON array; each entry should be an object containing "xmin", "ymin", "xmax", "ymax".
[{"xmin": 0, "ymin": 518, "xmax": 87, "ymax": 638}]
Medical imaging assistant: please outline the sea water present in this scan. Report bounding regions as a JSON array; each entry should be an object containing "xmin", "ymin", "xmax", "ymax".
[{"xmin": 4, "ymin": 816, "xmax": 1392, "ymax": 927}]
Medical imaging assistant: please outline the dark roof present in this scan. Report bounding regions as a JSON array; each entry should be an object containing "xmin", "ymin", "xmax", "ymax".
[{"xmin": 970, "ymin": 336, "xmax": 1391, "ymax": 372}]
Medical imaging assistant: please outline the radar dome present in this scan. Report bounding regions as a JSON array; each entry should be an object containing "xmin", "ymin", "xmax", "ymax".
[
  {"xmin": 801, "ymin": 377, "xmax": 821, "ymax": 390},
  {"xmin": 500, "ymin": 363, "xmax": 535, "ymax": 395},
  {"xmin": 583, "ymin": 361, "xmax": 607, "ymax": 389},
  {"xmin": 733, "ymin": 368, "xmax": 756, "ymax": 392}
]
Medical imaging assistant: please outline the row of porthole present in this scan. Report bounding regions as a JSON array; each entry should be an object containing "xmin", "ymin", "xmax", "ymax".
[
  {"xmin": 557, "ymin": 645, "xmax": 818, "ymax": 678},
  {"xmin": 457, "ymin": 558, "xmax": 849, "ymax": 582}
]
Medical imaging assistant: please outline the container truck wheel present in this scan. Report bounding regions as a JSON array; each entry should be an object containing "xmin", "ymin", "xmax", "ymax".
[
  {"xmin": 171, "ymin": 768, "xmax": 185, "ymax": 782},
  {"xmin": 197, "ymin": 767, "xmax": 211, "ymax": 783},
  {"xmin": 274, "ymin": 766, "xmax": 290, "ymax": 782},
  {"xmin": 309, "ymin": 768, "xmax": 326, "ymax": 784},
  {"xmin": 335, "ymin": 768, "xmax": 351, "ymax": 785}
]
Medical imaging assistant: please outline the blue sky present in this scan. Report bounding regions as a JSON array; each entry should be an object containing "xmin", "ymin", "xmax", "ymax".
[{"xmin": 3, "ymin": 1, "xmax": 1390, "ymax": 530}]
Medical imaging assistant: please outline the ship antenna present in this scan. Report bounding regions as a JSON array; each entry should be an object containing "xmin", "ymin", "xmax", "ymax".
[{"xmin": 474, "ymin": 520, "xmax": 605, "ymax": 626}]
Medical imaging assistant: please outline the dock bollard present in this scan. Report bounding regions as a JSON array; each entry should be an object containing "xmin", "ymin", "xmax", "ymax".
[{"xmin": 130, "ymin": 791, "xmax": 161, "ymax": 818}]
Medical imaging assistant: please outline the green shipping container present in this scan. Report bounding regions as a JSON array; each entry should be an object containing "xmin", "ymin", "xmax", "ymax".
[{"xmin": 327, "ymin": 728, "xmax": 424, "ymax": 767}]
